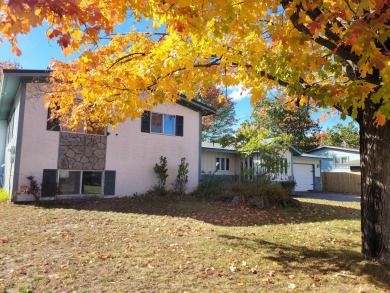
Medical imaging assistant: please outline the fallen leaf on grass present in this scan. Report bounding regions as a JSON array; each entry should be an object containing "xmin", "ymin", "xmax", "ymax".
[
  {"xmin": 311, "ymin": 275, "xmax": 320, "ymax": 282},
  {"xmin": 257, "ymin": 273, "xmax": 264, "ymax": 278},
  {"xmin": 229, "ymin": 264, "xmax": 238, "ymax": 272},
  {"xmin": 204, "ymin": 267, "xmax": 215, "ymax": 275},
  {"xmin": 267, "ymin": 270, "xmax": 276, "ymax": 277},
  {"xmin": 288, "ymin": 283, "xmax": 296, "ymax": 289},
  {"xmin": 335, "ymin": 271, "xmax": 357, "ymax": 279}
]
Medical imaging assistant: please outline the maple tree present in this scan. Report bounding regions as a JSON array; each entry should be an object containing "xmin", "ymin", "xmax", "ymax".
[
  {"xmin": 196, "ymin": 85, "xmax": 237, "ymax": 144},
  {"xmin": 0, "ymin": 0, "xmax": 389, "ymax": 263},
  {"xmin": 0, "ymin": 59, "xmax": 22, "ymax": 69}
]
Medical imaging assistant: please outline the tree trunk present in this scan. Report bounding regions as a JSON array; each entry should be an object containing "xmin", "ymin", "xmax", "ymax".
[{"xmin": 359, "ymin": 100, "xmax": 390, "ymax": 264}]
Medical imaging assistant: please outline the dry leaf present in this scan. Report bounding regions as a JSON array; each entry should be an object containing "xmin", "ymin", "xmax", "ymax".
[{"xmin": 288, "ymin": 283, "xmax": 296, "ymax": 289}]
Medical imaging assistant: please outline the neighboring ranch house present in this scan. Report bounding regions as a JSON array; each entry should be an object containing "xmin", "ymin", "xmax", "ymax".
[
  {"xmin": 305, "ymin": 145, "xmax": 360, "ymax": 173},
  {"xmin": 0, "ymin": 69, "xmax": 214, "ymax": 202},
  {"xmin": 201, "ymin": 142, "xmax": 325, "ymax": 191},
  {"xmin": 201, "ymin": 142, "xmax": 241, "ymax": 178}
]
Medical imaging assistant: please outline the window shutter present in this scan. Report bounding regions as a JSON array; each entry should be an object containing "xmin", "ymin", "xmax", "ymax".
[
  {"xmin": 41, "ymin": 169, "xmax": 57, "ymax": 197},
  {"xmin": 46, "ymin": 108, "xmax": 60, "ymax": 131},
  {"xmin": 141, "ymin": 111, "xmax": 150, "ymax": 133},
  {"xmin": 226, "ymin": 158, "xmax": 230, "ymax": 171},
  {"xmin": 104, "ymin": 170, "xmax": 116, "ymax": 195},
  {"xmin": 175, "ymin": 115, "xmax": 184, "ymax": 136}
]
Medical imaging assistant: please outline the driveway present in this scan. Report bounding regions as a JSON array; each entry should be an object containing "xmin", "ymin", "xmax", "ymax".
[{"xmin": 293, "ymin": 191, "xmax": 361, "ymax": 202}]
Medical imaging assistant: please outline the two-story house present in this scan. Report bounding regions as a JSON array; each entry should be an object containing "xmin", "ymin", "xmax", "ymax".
[{"xmin": 0, "ymin": 69, "xmax": 214, "ymax": 201}]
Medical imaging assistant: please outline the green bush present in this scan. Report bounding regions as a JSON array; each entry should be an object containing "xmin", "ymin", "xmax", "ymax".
[
  {"xmin": 196, "ymin": 176, "xmax": 289, "ymax": 203},
  {"xmin": 174, "ymin": 158, "xmax": 189, "ymax": 195},
  {"xmin": 0, "ymin": 188, "xmax": 10, "ymax": 202},
  {"xmin": 195, "ymin": 174, "xmax": 224, "ymax": 197},
  {"xmin": 153, "ymin": 156, "xmax": 168, "ymax": 195},
  {"xmin": 278, "ymin": 180, "xmax": 297, "ymax": 195},
  {"xmin": 230, "ymin": 179, "xmax": 289, "ymax": 201}
]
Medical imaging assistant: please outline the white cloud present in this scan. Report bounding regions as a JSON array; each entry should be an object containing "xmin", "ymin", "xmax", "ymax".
[{"xmin": 228, "ymin": 85, "xmax": 251, "ymax": 101}]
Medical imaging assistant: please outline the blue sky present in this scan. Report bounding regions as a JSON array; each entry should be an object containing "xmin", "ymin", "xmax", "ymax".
[{"xmin": 0, "ymin": 26, "xmax": 352, "ymax": 131}]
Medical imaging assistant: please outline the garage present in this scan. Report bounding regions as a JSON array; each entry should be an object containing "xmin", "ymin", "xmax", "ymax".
[{"xmin": 293, "ymin": 163, "xmax": 314, "ymax": 191}]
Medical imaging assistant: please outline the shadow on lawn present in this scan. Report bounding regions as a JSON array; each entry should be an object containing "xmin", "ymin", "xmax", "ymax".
[
  {"xmin": 218, "ymin": 234, "xmax": 390, "ymax": 290},
  {"xmin": 36, "ymin": 195, "xmax": 360, "ymax": 227}
]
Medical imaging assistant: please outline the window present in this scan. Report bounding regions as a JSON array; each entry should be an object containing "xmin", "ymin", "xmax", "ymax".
[
  {"xmin": 141, "ymin": 110, "xmax": 183, "ymax": 136},
  {"xmin": 82, "ymin": 171, "xmax": 102, "ymax": 194},
  {"xmin": 59, "ymin": 171, "xmax": 81, "ymax": 194},
  {"xmin": 47, "ymin": 108, "xmax": 105, "ymax": 135},
  {"xmin": 7, "ymin": 111, "xmax": 15, "ymax": 142},
  {"xmin": 334, "ymin": 156, "xmax": 349, "ymax": 168},
  {"xmin": 216, "ymin": 157, "xmax": 230, "ymax": 171},
  {"xmin": 47, "ymin": 107, "xmax": 60, "ymax": 131},
  {"xmin": 151, "ymin": 113, "xmax": 163, "ymax": 133},
  {"xmin": 58, "ymin": 170, "xmax": 102, "ymax": 195},
  {"xmin": 164, "ymin": 115, "xmax": 175, "ymax": 135}
]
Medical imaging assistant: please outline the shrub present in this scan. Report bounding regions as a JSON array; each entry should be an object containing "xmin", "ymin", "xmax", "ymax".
[
  {"xmin": 230, "ymin": 179, "xmax": 289, "ymax": 201},
  {"xmin": 195, "ymin": 173, "xmax": 225, "ymax": 197},
  {"xmin": 14, "ymin": 176, "xmax": 41, "ymax": 202},
  {"xmin": 174, "ymin": 158, "xmax": 189, "ymax": 195},
  {"xmin": 153, "ymin": 156, "xmax": 168, "ymax": 195},
  {"xmin": 0, "ymin": 188, "xmax": 10, "ymax": 202},
  {"xmin": 278, "ymin": 180, "xmax": 297, "ymax": 195}
]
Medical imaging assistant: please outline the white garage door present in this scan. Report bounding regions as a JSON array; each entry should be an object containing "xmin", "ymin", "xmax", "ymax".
[{"xmin": 293, "ymin": 164, "xmax": 314, "ymax": 191}]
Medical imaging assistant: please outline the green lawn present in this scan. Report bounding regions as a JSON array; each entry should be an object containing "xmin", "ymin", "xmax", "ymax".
[{"xmin": 0, "ymin": 195, "xmax": 389, "ymax": 292}]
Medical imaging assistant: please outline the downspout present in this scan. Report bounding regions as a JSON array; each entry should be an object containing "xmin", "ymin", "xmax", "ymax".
[
  {"xmin": 198, "ymin": 112, "xmax": 202, "ymax": 185},
  {"xmin": 319, "ymin": 159, "xmax": 322, "ymax": 191},
  {"xmin": 312, "ymin": 164, "xmax": 315, "ymax": 191},
  {"xmin": 11, "ymin": 82, "xmax": 26, "ymax": 201},
  {"xmin": 291, "ymin": 151, "xmax": 294, "ymax": 180}
]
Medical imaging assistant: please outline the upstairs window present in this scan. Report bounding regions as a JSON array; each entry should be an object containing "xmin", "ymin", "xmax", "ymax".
[
  {"xmin": 47, "ymin": 108, "xmax": 104, "ymax": 135},
  {"xmin": 151, "ymin": 113, "xmax": 163, "ymax": 133},
  {"xmin": 141, "ymin": 111, "xmax": 183, "ymax": 136},
  {"xmin": 46, "ymin": 107, "xmax": 60, "ymax": 131}
]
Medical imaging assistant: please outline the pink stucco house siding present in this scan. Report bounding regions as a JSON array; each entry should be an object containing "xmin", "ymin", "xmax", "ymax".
[{"xmin": 0, "ymin": 69, "xmax": 213, "ymax": 201}]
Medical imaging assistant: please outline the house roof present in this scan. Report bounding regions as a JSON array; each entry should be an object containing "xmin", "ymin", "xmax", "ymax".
[
  {"xmin": 305, "ymin": 145, "xmax": 359, "ymax": 153},
  {"xmin": 0, "ymin": 69, "xmax": 51, "ymax": 119},
  {"xmin": 201, "ymin": 142, "xmax": 237, "ymax": 154},
  {"xmin": 177, "ymin": 96, "xmax": 215, "ymax": 116},
  {"xmin": 201, "ymin": 142, "xmax": 331, "ymax": 160},
  {"xmin": 0, "ymin": 69, "xmax": 215, "ymax": 120}
]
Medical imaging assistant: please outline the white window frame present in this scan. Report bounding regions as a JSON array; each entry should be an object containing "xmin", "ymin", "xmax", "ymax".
[{"xmin": 216, "ymin": 157, "xmax": 230, "ymax": 171}]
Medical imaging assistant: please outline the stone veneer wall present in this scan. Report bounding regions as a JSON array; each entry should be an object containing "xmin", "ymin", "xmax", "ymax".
[{"xmin": 58, "ymin": 132, "xmax": 106, "ymax": 170}]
